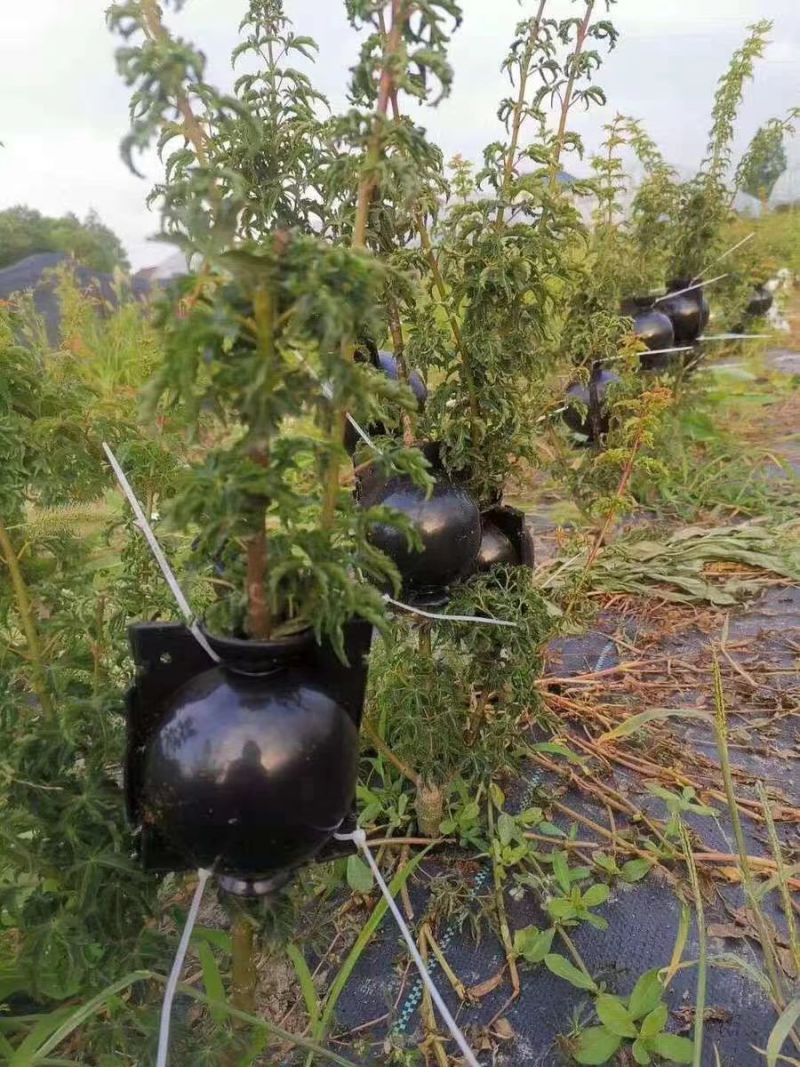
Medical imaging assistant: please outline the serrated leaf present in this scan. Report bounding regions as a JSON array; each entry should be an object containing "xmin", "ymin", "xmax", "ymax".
[
  {"xmin": 596, "ymin": 994, "xmax": 637, "ymax": 1038},
  {"xmin": 573, "ymin": 1025, "xmax": 623, "ymax": 1064},
  {"xmin": 651, "ymin": 1033, "xmax": 695, "ymax": 1063},
  {"xmin": 628, "ymin": 970, "xmax": 663, "ymax": 1020},
  {"xmin": 544, "ymin": 954, "xmax": 597, "ymax": 991}
]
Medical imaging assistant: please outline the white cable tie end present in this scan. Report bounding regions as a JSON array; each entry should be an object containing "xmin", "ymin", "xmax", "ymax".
[{"xmin": 335, "ymin": 827, "xmax": 367, "ymax": 848}]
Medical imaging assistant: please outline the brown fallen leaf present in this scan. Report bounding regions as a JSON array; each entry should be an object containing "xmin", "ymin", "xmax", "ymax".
[
  {"xmin": 492, "ymin": 1018, "xmax": 515, "ymax": 1041},
  {"xmin": 466, "ymin": 970, "xmax": 505, "ymax": 1000},
  {"xmin": 672, "ymin": 1005, "xmax": 733, "ymax": 1033},
  {"xmin": 707, "ymin": 923, "xmax": 748, "ymax": 941}
]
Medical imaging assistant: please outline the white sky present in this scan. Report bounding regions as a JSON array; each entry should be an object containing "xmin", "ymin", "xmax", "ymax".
[{"xmin": 2, "ymin": 0, "xmax": 797, "ymax": 269}]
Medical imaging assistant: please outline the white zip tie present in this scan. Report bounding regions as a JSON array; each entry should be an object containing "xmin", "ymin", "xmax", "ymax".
[
  {"xmin": 102, "ymin": 442, "xmax": 221, "ymax": 664},
  {"xmin": 334, "ymin": 827, "xmax": 481, "ymax": 1067},
  {"xmin": 636, "ymin": 345, "xmax": 694, "ymax": 357},
  {"xmin": 319, "ymin": 375, "xmax": 383, "ymax": 454},
  {"xmin": 347, "ymin": 412, "xmax": 380, "ymax": 450},
  {"xmin": 697, "ymin": 231, "xmax": 754, "ymax": 277},
  {"xmin": 536, "ymin": 404, "xmax": 568, "ymax": 423},
  {"xmin": 383, "ymin": 593, "xmax": 517, "ymax": 628},
  {"xmin": 157, "ymin": 868, "xmax": 212, "ymax": 1067},
  {"xmin": 698, "ymin": 333, "xmax": 771, "ymax": 341},
  {"xmin": 654, "ymin": 273, "xmax": 729, "ymax": 304}
]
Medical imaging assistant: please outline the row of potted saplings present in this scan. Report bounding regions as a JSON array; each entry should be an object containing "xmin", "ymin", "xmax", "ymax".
[{"xmin": 124, "ymin": 277, "xmax": 769, "ymax": 898}]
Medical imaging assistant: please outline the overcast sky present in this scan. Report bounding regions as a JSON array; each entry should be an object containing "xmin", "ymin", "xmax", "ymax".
[{"xmin": 2, "ymin": 0, "xmax": 797, "ymax": 269}]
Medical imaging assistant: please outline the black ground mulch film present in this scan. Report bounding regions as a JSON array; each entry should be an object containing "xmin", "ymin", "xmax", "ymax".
[{"xmin": 327, "ymin": 585, "xmax": 800, "ymax": 1065}]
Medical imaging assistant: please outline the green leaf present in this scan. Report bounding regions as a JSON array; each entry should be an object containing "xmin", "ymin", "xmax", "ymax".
[
  {"xmin": 286, "ymin": 944, "xmax": 320, "ymax": 1031},
  {"xmin": 513, "ymin": 926, "xmax": 555, "ymax": 964},
  {"xmin": 552, "ymin": 850, "xmax": 571, "ymax": 893},
  {"xmin": 346, "ymin": 854, "xmax": 373, "ymax": 894},
  {"xmin": 582, "ymin": 883, "xmax": 610, "ymax": 908},
  {"xmin": 598, "ymin": 707, "xmax": 712, "ymax": 743},
  {"xmin": 573, "ymin": 1026, "xmax": 623, "ymax": 1064},
  {"xmin": 196, "ymin": 941, "xmax": 226, "ymax": 1026},
  {"xmin": 639, "ymin": 1003, "xmax": 668, "ymax": 1040},
  {"xmin": 544, "ymin": 954, "xmax": 597, "ymax": 992},
  {"xmin": 308, "ymin": 848, "xmax": 430, "ymax": 1063},
  {"xmin": 766, "ymin": 997, "xmax": 800, "ymax": 1067},
  {"xmin": 547, "ymin": 898, "xmax": 576, "ymax": 922},
  {"xmin": 632, "ymin": 1037, "xmax": 652, "ymax": 1064},
  {"xmin": 651, "ymin": 1033, "xmax": 695, "ymax": 1063},
  {"xmin": 596, "ymin": 994, "xmax": 637, "ymax": 1038},
  {"xmin": 10, "ymin": 971, "xmax": 150, "ymax": 1066},
  {"xmin": 621, "ymin": 859, "xmax": 653, "ymax": 884},
  {"xmin": 497, "ymin": 812, "xmax": 516, "ymax": 847},
  {"xmin": 628, "ymin": 970, "xmax": 664, "ymax": 1020}
]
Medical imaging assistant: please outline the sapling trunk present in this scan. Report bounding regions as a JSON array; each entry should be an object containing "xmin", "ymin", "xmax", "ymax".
[
  {"xmin": 321, "ymin": 2, "xmax": 408, "ymax": 530},
  {"xmin": 413, "ymin": 622, "xmax": 444, "ymax": 835},
  {"xmin": 0, "ymin": 519, "xmax": 53, "ymax": 718},
  {"xmin": 496, "ymin": 0, "xmax": 548, "ymax": 231},
  {"xmin": 230, "ymin": 910, "xmax": 257, "ymax": 1018},
  {"xmin": 549, "ymin": 0, "xmax": 595, "ymax": 187},
  {"xmin": 140, "ymin": 0, "xmax": 210, "ymax": 168},
  {"xmin": 386, "ymin": 299, "xmax": 415, "ymax": 447},
  {"xmin": 244, "ymin": 285, "xmax": 276, "ymax": 638},
  {"xmin": 415, "ymin": 778, "xmax": 445, "ymax": 838}
]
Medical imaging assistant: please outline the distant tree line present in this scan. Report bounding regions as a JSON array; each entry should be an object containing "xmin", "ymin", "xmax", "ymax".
[{"xmin": 0, "ymin": 205, "xmax": 129, "ymax": 273}]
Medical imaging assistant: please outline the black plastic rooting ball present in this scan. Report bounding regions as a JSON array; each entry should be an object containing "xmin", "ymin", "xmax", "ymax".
[
  {"xmin": 659, "ymin": 279, "xmax": 710, "ymax": 345},
  {"xmin": 344, "ymin": 344, "xmax": 427, "ymax": 454},
  {"xmin": 621, "ymin": 296, "xmax": 675, "ymax": 372},
  {"xmin": 358, "ymin": 443, "xmax": 481, "ymax": 602},
  {"xmin": 476, "ymin": 504, "xmax": 535, "ymax": 573},
  {"xmin": 126, "ymin": 621, "xmax": 372, "ymax": 895},
  {"xmin": 745, "ymin": 286, "xmax": 773, "ymax": 318},
  {"xmin": 563, "ymin": 366, "xmax": 621, "ymax": 443},
  {"xmin": 477, "ymin": 522, "xmax": 518, "ymax": 571}
]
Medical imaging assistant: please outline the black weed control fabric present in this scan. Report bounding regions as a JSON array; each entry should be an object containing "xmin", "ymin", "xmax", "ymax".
[{"xmin": 325, "ymin": 587, "xmax": 800, "ymax": 1066}]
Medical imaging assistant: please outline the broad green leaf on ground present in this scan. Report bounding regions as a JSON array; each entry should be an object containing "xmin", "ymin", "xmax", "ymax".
[
  {"xmin": 596, "ymin": 994, "xmax": 637, "ymax": 1038},
  {"xmin": 573, "ymin": 1026, "xmax": 623, "ymax": 1064},
  {"xmin": 652, "ymin": 1032, "xmax": 695, "ymax": 1063},
  {"xmin": 628, "ymin": 970, "xmax": 664, "ymax": 1020},
  {"xmin": 544, "ymin": 954, "xmax": 598, "ymax": 992}
]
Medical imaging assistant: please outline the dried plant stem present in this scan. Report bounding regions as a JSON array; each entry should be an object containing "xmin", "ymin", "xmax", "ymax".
[
  {"xmin": 757, "ymin": 781, "xmax": 800, "ymax": 974},
  {"xmin": 557, "ymin": 927, "xmax": 594, "ymax": 982},
  {"xmin": 419, "ymin": 929, "xmax": 449, "ymax": 1066},
  {"xmin": 422, "ymin": 924, "xmax": 467, "ymax": 1002},
  {"xmin": 712, "ymin": 655, "xmax": 788, "ymax": 1010},
  {"xmin": 487, "ymin": 802, "xmax": 520, "ymax": 999},
  {"xmin": 0, "ymin": 518, "xmax": 52, "ymax": 717}
]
